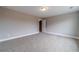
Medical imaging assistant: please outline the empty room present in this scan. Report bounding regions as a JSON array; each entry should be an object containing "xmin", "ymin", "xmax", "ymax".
[{"xmin": 0, "ymin": 6, "xmax": 79, "ymax": 52}]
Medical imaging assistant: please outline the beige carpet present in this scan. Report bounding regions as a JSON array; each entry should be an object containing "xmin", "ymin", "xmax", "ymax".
[{"xmin": 0, "ymin": 32, "xmax": 79, "ymax": 52}]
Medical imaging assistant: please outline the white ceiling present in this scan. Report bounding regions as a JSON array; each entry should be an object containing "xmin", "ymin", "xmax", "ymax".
[{"xmin": 4, "ymin": 6, "xmax": 79, "ymax": 18}]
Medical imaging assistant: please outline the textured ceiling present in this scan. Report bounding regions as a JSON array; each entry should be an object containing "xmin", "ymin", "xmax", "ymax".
[{"xmin": 4, "ymin": 6, "xmax": 79, "ymax": 18}]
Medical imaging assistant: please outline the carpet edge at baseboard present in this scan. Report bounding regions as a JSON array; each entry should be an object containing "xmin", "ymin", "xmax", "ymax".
[
  {"xmin": 0, "ymin": 32, "xmax": 39, "ymax": 42},
  {"xmin": 45, "ymin": 32, "xmax": 79, "ymax": 40}
]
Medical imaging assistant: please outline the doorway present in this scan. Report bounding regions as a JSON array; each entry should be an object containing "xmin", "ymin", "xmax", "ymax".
[{"xmin": 39, "ymin": 20, "xmax": 42, "ymax": 32}]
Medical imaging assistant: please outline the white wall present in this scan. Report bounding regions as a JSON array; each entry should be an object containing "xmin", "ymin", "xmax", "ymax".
[
  {"xmin": 0, "ymin": 7, "xmax": 39, "ymax": 40},
  {"xmin": 45, "ymin": 12, "xmax": 79, "ymax": 38},
  {"xmin": 42, "ymin": 19, "xmax": 47, "ymax": 32}
]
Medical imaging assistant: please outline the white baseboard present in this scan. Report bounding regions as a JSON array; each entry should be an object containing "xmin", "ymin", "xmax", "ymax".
[
  {"xmin": 45, "ymin": 32, "xmax": 79, "ymax": 39},
  {"xmin": 0, "ymin": 32, "xmax": 39, "ymax": 42}
]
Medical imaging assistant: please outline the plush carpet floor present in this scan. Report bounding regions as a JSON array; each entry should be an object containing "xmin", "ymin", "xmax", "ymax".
[{"xmin": 0, "ymin": 32, "xmax": 79, "ymax": 52}]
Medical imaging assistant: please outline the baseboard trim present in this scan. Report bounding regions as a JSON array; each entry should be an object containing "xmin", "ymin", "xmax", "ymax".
[
  {"xmin": 45, "ymin": 32, "xmax": 79, "ymax": 39},
  {"xmin": 0, "ymin": 32, "xmax": 39, "ymax": 42}
]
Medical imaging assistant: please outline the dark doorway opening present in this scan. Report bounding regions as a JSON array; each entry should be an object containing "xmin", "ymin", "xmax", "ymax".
[{"xmin": 39, "ymin": 20, "xmax": 42, "ymax": 32}]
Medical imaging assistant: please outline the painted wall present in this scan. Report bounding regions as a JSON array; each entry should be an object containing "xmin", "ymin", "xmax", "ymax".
[
  {"xmin": 45, "ymin": 12, "xmax": 79, "ymax": 37},
  {"xmin": 0, "ymin": 7, "xmax": 39, "ymax": 40},
  {"xmin": 42, "ymin": 19, "xmax": 46, "ymax": 32}
]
